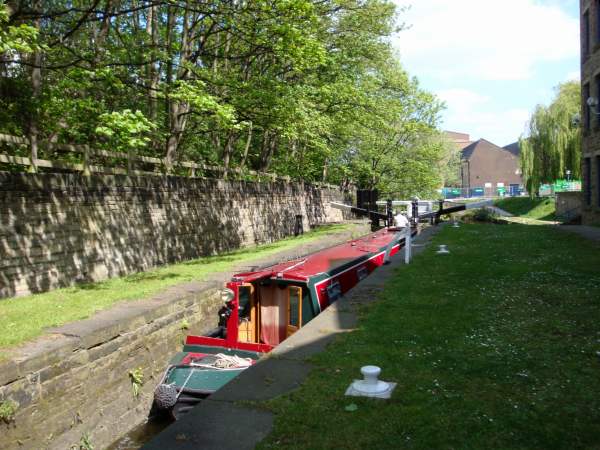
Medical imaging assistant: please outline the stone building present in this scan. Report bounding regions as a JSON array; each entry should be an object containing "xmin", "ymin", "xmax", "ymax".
[
  {"xmin": 459, "ymin": 139, "xmax": 523, "ymax": 196},
  {"xmin": 581, "ymin": 0, "xmax": 600, "ymax": 224}
]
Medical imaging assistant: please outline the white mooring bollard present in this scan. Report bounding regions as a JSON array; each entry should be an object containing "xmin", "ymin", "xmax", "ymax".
[
  {"xmin": 345, "ymin": 365, "xmax": 397, "ymax": 399},
  {"xmin": 437, "ymin": 244, "xmax": 450, "ymax": 254},
  {"xmin": 404, "ymin": 228, "xmax": 411, "ymax": 264}
]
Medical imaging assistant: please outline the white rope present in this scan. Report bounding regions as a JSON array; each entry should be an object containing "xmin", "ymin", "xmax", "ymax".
[
  {"xmin": 174, "ymin": 354, "xmax": 254, "ymax": 399},
  {"xmin": 189, "ymin": 353, "xmax": 253, "ymax": 370},
  {"xmin": 176, "ymin": 368, "xmax": 195, "ymax": 400}
]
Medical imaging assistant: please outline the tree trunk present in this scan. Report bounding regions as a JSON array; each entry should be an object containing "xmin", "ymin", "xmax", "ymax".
[
  {"xmin": 93, "ymin": 0, "xmax": 113, "ymax": 65},
  {"xmin": 28, "ymin": 0, "xmax": 42, "ymax": 173},
  {"xmin": 240, "ymin": 122, "xmax": 253, "ymax": 168},
  {"xmin": 259, "ymin": 132, "xmax": 277, "ymax": 172},
  {"xmin": 165, "ymin": 2, "xmax": 192, "ymax": 170},
  {"xmin": 222, "ymin": 132, "xmax": 237, "ymax": 178},
  {"xmin": 164, "ymin": 4, "xmax": 175, "ymax": 159},
  {"xmin": 290, "ymin": 139, "xmax": 297, "ymax": 158},
  {"xmin": 166, "ymin": 102, "xmax": 189, "ymax": 169},
  {"xmin": 146, "ymin": 4, "xmax": 159, "ymax": 123}
]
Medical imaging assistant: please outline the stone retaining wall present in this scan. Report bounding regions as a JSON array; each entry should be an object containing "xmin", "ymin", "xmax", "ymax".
[
  {"xmin": 0, "ymin": 173, "xmax": 351, "ymax": 298},
  {"xmin": 0, "ymin": 224, "xmax": 367, "ymax": 450},
  {"xmin": 556, "ymin": 191, "xmax": 582, "ymax": 220},
  {"xmin": 0, "ymin": 286, "xmax": 223, "ymax": 450}
]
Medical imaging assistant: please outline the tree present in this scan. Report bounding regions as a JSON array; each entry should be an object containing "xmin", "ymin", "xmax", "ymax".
[
  {"xmin": 0, "ymin": 2, "xmax": 39, "ymax": 54},
  {"xmin": 520, "ymin": 81, "xmax": 581, "ymax": 195},
  {"xmin": 0, "ymin": 0, "xmax": 454, "ymax": 198}
]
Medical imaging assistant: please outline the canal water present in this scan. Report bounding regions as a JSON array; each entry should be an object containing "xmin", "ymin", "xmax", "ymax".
[{"xmin": 106, "ymin": 417, "xmax": 172, "ymax": 450}]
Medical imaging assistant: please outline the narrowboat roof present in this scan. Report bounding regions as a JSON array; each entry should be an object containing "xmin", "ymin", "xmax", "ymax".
[{"xmin": 232, "ymin": 228, "xmax": 400, "ymax": 283}]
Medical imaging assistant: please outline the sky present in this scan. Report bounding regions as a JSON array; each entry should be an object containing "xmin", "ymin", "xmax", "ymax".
[{"xmin": 392, "ymin": 0, "xmax": 580, "ymax": 147}]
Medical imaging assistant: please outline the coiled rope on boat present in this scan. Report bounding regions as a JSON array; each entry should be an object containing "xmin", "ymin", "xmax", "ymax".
[
  {"xmin": 153, "ymin": 354, "xmax": 253, "ymax": 410},
  {"xmin": 191, "ymin": 353, "xmax": 252, "ymax": 370}
]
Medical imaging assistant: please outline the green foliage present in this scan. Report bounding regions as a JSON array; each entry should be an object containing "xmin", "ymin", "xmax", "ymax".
[
  {"xmin": 0, "ymin": 3, "xmax": 40, "ymax": 54},
  {"xmin": 128, "ymin": 367, "xmax": 144, "ymax": 398},
  {"xmin": 71, "ymin": 433, "xmax": 93, "ymax": 450},
  {"xmin": 95, "ymin": 110, "xmax": 157, "ymax": 152},
  {"xmin": 0, "ymin": 399, "xmax": 18, "ymax": 423},
  {"xmin": 327, "ymin": 61, "xmax": 448, "ymax": 196},
  {"xmin": 495, "ymin": 197, "xmax": 556, "ymax": 220},
  {"xmin": 0, "ymin": 1, "xmax": 452, "ymax": 196},
  {"xmin": 470, "ymin": 208, "xmax": 498, "ymax": 223},
  {"xmin": 520, "ymin": 82, "xmax": 581, "ymax": 195},
  {"xmin": 169, "ymin": 80, "xmax": 237, "ymax": 127}
]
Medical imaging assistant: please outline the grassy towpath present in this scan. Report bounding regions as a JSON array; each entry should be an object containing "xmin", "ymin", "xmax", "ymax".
[
  {"xmin": 494, "ymin": 197, "xmax": 556, "ymax": 221},
  {"xmin": 0, "ymin": 223, "xmax": 357, "ymax": 351},
  {"xmin": 258, "ymin": 222, "xmax": 600, "ymax": 450}
]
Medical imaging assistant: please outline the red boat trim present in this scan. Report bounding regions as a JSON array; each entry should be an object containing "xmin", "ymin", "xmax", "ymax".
[
  {"xmin": 312, "ymin": 242, "xmax": 401, "ymax": 311},
  {"xmin": 185, "ymin": 335, "xmax": 273, "ymax": 353},
  {"xmin": 181, "ymin": 353, "xmax": 211, "ymax": 364},
  {"xmin": 274, "ymin": 242, "xmax": 401, "ymax": 285},
  {"xmin": 276, "ymin": 258, "xmax": 307, "ymax": 277}
]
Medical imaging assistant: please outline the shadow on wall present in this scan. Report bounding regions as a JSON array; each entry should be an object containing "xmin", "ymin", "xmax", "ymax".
[{"xmin": 0, "ymin": 173, "xmax": 351, "ymax": 299}]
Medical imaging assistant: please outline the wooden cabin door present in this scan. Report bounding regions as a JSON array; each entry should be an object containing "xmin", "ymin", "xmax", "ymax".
[
  {"xmin": 238, "ymin": 284, "xmax": 259, "ymax": 343},
  {"xmin": 286, "ymin": 286, "xmax": 303, "ymax": 338}
]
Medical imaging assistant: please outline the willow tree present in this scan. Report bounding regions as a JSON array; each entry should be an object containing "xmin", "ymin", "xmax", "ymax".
[{"xmin": 520, "ymin": 81, "xmax": 581, "ymax": 195}]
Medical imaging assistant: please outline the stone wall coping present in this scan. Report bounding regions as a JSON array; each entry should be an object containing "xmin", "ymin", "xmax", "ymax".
[
  {"xmin": 0, "ymin": 172, "xmax": 346, "ymax": 193},
  {"xmin": 0, "ymin": 282, "xmax": 221, "ymax": 387},
  {"xmin": 556, "ymin": 191, "xmax": 582, "ymax": 198}
]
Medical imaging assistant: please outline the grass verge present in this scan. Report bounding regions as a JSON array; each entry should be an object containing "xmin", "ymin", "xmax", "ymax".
[
  {"xmin": 0, "ymin": 224, "xmax": 353, "ymax": 350},
  {"xmin": 495, "ymin": 197, "xmax": 556, "ymax": 220},
  {"xmin": 258, "ymin": 223, "xmax": 600, "ymax": 449}
]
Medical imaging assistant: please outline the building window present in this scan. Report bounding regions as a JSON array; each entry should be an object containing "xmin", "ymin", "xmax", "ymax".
[
  {"xmin": 597, "ymin": 156, "xmax": 600, "ymax": 207},
  {"xmin": 584, "ymin": 157, "xmax": 592, "ymax": 205},
  {"xmin": 595, "ymin": 75, "xmax": 600, "ymax": 128},
  {"xmin": 584, "ymin": 83, "xmax": 591, "ymax": 131},
  {"xmin": 597, "ymin": 0, "xmax": 600, "ymax": 44},
  {"xmin": 584, "ymin": 10, "xmax": 591, "ymax": 56}
]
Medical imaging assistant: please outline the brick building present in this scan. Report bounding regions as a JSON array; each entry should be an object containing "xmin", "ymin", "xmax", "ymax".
[
  {"xmin": 581, "ymin": 0, "xmax": 600, "ymax": 224},
  {"xmin": 445, "ymin": 131, "xmax": 473, "ymax": 151},
  {"xmin": 460, "ymin": 139, "xmax": 523, "ymax": 196}
]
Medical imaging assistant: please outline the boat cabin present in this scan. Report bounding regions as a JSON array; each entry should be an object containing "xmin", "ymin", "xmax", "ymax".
[{"xmin": 236, "ymin": 280, "xmax": 312, "ymax": 346}]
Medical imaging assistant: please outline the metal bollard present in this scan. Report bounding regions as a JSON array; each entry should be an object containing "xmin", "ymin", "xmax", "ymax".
[
  {"xmin": 386, "ymin": 199, "xmax": 393, "ymax": 227},
  {"xmin": 437, "ymin": 199, "xmax": 445, "ymax": 225},
  {"xmin": 294, "ymin": 214, "xmax": 304, "ymax": 236},
  {"xmin": 405, "ymin": 228, "xmax": 411, "ymax": 264},
  {"xmin": 411, "ymin": 199, "xmax": 419, "ymax": 227}
]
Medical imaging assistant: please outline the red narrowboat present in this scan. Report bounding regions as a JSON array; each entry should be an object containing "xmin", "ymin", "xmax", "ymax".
[{"xmin": 153, "ymin": 225, "xmax": 413, "ymax": 419}]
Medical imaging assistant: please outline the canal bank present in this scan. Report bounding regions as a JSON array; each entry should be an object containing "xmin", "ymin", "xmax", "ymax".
[
  {"xmin": 0, "ymin": 223, "xmax": 368, "ymax": 450},
  {"xmin": 141, "ymin": 225, "xmax": 442, "ymax": 450}
]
